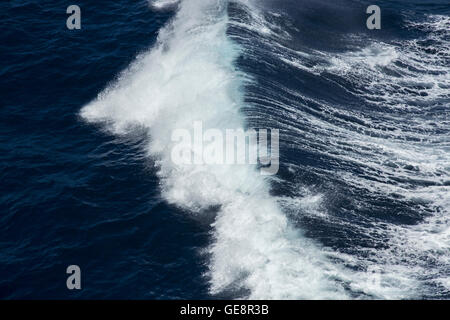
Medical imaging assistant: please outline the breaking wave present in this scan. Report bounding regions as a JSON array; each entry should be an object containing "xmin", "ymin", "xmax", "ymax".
[{"xmin": 81, "ymin": 0, "xmax": 449, "ymax": 299}]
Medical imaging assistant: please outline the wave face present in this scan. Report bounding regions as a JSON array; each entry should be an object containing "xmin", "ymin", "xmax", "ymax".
[{"xmin": 82, "ymin": 0, "xmax": 450, "ymax": 299}]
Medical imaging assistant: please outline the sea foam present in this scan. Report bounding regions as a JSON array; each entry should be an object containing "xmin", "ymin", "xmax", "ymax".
[{"xmin": 81, "ymin": 0, "xmax": 349, "ymax": 299}]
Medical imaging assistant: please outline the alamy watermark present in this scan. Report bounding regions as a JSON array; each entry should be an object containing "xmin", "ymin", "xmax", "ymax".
[
  {"xmin": 366, "ymin": 5, "xmax": 381, "ymax": 30},
  {"xmin": 171, "ymin": 121, "xmax": 279, "ymax": 176},
  {"xmin": 66, "ymin": 5, "xmax": 379, "ymax": 31},
  {"xmin": 66, "ymin": 265, "xmax": 81, "ymax": 290},
  {"xmin": 66, "ymin": 5, "xmax": 81, "ymax": 30}
]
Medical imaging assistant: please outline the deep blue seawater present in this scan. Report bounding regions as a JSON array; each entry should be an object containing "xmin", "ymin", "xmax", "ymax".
[{"xmin": 1, "ymin": 0, "xmax": 449, "ymax": 299}]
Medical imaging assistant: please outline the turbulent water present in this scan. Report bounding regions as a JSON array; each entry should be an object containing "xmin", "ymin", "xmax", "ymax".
[{"xmin": 1, "ymin": 0, "xmax": 449, "ymax": 299}]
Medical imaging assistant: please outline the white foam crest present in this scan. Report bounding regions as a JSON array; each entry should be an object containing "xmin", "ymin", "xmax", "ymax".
[
  {"xmin": 81, "ymin": 0, "xmax": 350, "ymax": 299},
  {"xmin": 149, "ymin": 0, "xmax": 180, "ymax": 11},
  {"xmin": 331, "ymin": 43, "xmax": 399, "ymax": 69},
  {"xmin": 228, "ymin": 3, "xmax": 292, "ymax": 41},
  {"xmin": 209, "ymin": 193, "xmax": 348, "ymax": 299},
  {"xmin": 406, "ymin": 14, "xmax": 450, "ymax": 33},
  {"xmin": 274, "ymin": 15, "xmax": 449, "ymax": 109}
]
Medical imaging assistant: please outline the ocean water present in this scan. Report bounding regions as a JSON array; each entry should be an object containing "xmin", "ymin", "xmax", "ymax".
[{"xmin": 1, "ymin": 0, "xmax": 449, "ymax": 299}]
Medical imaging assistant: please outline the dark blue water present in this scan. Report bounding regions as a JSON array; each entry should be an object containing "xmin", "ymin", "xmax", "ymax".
[
  {"xmin": 1, "ymin": 0, "xmax": 211, "ymax": 299},
  {"xmin": 1, "ymin": 0, "xmax": 449, "ymax": 299}
]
